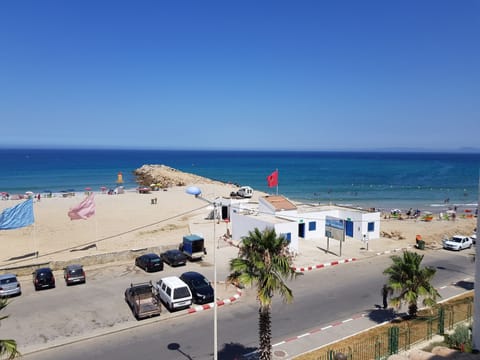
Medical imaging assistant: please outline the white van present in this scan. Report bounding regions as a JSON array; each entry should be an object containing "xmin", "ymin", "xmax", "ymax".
[
  {"xmin": 237, "ymin": 186, "xmax": 253, "ymax": 198},
  {"xmin": 154, "ymin": 276, "xmax": 192, "ymax": 311}
]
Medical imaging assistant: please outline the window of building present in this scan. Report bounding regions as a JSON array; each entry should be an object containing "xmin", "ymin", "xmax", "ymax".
[
  {"xmin": 308, "ymin": 221, "xmax": 316, "ymax": 231},
  {"xmin": 368, "ymin": 222, "xmax": 375, "ymax": 232},
  {"xmin": 281, "ymin": 232, "xmax": 292, "ymax": 244}
]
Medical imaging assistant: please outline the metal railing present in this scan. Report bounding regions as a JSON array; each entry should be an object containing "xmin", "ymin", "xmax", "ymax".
[{"xmin": 297, "ymin": 295, "xmax": 474, "ymax": 360}]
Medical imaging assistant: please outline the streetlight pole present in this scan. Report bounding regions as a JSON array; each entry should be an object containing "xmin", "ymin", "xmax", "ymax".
[{"xmin": 186, "ymin": 186, "xmax": 218, "ymax": 360}]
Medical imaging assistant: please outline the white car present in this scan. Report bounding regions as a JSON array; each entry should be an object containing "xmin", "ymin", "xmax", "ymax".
[{"xmin": 443, "ymin": 235, "xmax": 473, "ymax": 251}]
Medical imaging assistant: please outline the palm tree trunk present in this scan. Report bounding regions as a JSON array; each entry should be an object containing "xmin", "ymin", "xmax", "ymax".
[{"xmin": 258, "ymin": 306, "xmax": 272, "ymax": 360}]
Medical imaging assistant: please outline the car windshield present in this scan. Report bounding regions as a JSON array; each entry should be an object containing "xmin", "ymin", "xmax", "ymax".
[
  {"xmin": 451, "ymin": 237, "xmax": 462, "ymax": 243},
  {"xmin": 38, "ymin": 272, "xmax": 52, "ymax": 279},
  {"xmin": 191, "ymin": 278, "xmax": 209, "ymax": 289},
  {"xmin": 68, "ymin": 268, "xmax": 83, "ymax": 275},
  {"xmin": 0, "ymin": 277, "xmax": 16, "ymax": 285},
  {"xmin": 173, "ymin": 287, "xmax": 190, "ymax": 299},
  {"xmin": 133, "ymin": 286, "xmax": 152, "ymax": 295},
  {"xmin": 150, "ymin": 258, "xmax": 161, "ymax": 263}
]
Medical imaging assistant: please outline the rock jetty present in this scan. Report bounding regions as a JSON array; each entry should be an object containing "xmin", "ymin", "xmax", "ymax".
[{"xmin": 133, "ymin": 164, "xmax": 223, "ymax": 188}]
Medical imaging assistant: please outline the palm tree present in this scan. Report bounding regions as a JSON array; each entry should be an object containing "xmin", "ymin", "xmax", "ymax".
[
  {"xmin": 0, "ymin": 298, "xmax": 20, "ymax": 359},
  {"xmin": 227, "ymin": 227, "xmax": 299, "ymax": 360},
  {"xmin": 383, "ymin": 250, "xmax": 440, "ymax": 317}
]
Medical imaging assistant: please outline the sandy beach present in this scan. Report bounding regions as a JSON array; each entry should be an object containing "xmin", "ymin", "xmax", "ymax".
[{"xmin": 0, "ymin": 181, "xmax": 477, "ymax": 270}]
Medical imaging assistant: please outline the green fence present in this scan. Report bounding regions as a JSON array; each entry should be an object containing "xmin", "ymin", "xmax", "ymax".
[{"xmin": 298, "ymin": 295, "xmax": 474, "ymax": 360}]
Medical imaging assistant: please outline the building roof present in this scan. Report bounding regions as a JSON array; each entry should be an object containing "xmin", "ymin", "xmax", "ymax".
[{"xmin": 261, "ymin": 195, "xmax": 297, "ymax": 211}]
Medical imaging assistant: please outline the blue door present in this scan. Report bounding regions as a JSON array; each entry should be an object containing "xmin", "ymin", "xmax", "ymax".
[
  {"xmin": 345, "ymin": 220, "xmax": 353, "ymax": 237},
  {"xmin": 298, "ymin": 223, "xmax": 305, "ymax": 238}
]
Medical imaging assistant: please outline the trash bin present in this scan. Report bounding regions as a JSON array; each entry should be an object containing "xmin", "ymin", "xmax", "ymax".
[{"xmin": 417, "ymin": 240, "xmax": 425, "ymax": 250}]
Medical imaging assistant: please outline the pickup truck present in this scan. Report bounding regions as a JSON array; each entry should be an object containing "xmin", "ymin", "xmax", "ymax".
[{"xmin": 124, "ymin": 281, "xmax": 161, "ymax": 320}]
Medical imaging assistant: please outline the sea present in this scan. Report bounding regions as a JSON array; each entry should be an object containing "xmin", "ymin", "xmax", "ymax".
[{"xmin": 0, "ymin": 148, "xmax": 479, "ymax": 213}]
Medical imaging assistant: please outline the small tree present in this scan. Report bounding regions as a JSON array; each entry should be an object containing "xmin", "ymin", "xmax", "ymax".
[
  {"xmin": 0, "ymin": 298, "xmax": 20, "ymax": 359},
  {"xmin": 383, "ymin": 250, "xmax": 440, "ymax": 317},
  {"xmin": 227, "ymin": 227, "xmax": 299, "ymax": 360}
]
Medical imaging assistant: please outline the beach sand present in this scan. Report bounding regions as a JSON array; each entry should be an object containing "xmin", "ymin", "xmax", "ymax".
[{"xmin": 0, "ymin": 182, "xmax": 477, "ymax": 270}]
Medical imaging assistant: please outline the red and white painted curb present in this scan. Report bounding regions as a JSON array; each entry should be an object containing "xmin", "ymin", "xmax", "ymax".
[
  {"xmin": 272, "ymin": 313, "xmax": 367, "ymax": 348},
  {"xmin": 291, "ymin": 245, "xmax": 415, "ymax": 273},
  {"xmin": 187, "ymin": 288, "xmax": 243, "ymax": 314},
  {"xmin": 292, "ymin": 258, "xmax": 357, "ymax": 273}
]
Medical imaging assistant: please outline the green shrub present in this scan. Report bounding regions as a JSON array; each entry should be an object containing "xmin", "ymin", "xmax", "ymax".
[{"xmin": 445, "ymin": 324, "xmax": 472, "ymax": 351}]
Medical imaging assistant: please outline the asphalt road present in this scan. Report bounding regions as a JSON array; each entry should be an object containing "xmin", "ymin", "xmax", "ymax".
[{"xmin": 12, "ymin": 249, "xmax": 476, "ymax": 360}]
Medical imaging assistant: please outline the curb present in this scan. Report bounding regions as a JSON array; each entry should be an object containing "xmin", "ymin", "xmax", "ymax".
[
  {"xmin": 272, "ymin": 313, "xmax": 368, "ymax": 348},
  {"xmin": 187, "ymin": 288, "xmax": 243, "ymax": 314},
  {"xmin": 292, "ymin": 258, "xmax": 357, "ymax": 273}
]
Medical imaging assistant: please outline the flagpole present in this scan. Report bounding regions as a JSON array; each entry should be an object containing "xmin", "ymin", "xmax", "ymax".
[
  {"xmin": 34, "ymin": 222, "xmax": 38, "ymax": 258},
  {"xmin": 276, "ymin": 168, "xmax": 279, "ymax": 195}
]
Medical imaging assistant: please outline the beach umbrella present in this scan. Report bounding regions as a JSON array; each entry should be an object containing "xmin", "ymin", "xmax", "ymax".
[{"xmin": 85, "ymin": 187, "xmax": 92, "ymax": 191}]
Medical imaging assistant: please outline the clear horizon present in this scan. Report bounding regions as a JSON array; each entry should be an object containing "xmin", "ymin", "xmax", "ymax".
[
  {"xmin": 1, "ymin": 145, "xmax": 479, "ymax": 154},
  {"xmin": 1, "ymin": 1, "xmax": 478, "ymax": 151}
]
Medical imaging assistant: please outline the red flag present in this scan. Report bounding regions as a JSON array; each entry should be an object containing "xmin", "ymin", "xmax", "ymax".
[
  {"xmin": 68, "ymin": 194, "xmax": 96, "ymax": 220},
  {"xmin": 267, "ymin": 169, "xmax": 278, "ymax": 188}
]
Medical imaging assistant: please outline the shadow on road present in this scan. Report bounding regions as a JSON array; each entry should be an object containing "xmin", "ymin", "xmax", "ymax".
[
  {"xmin": 218, "ymin": 342, "xmax": 258, "ymax": 360},
  {"xmin": 453, "ymin": 280, "xmax": 474, "ymax": 291},
  {"xmin": 366, "ymin": 307, "xmax": 398, "ymax": 324}
]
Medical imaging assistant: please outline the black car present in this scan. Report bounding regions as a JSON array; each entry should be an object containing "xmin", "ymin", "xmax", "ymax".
[
  {"xmin": 135, "ymin": 253, "xmax": 164, "ymax": 272},
  {"xmin": 180, "ymin": 271, "xmax": 214, "ymax": 305},
  {"xmin": 63, "ymin": 264, "xmax": 86, "ymax": 285},
  {"xmin": 160, "ymin": 249, "xmax": 188, "ymax": 267},
  {"xmin": 33, "ymin": 267, "xmax": 55, "ymax": 291}
]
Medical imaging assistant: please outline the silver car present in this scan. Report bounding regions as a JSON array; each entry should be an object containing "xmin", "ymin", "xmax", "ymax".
[{"xmin": 0, "ymin": 273, "xmax": 22, "ymax": 297}]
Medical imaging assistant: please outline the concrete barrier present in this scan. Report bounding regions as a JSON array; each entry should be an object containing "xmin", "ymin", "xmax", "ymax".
[{"xmin": 0, "ymin": 246, "xmax": 171, "ymax": 276}]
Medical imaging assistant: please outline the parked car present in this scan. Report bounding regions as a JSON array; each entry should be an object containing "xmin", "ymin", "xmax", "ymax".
[
  {"xmin": 124, "ymin": 281, "xmax": 161, "ymax": 320},
  {"xmin": 0, "ymin": 273, "xmax": 21, "ymax": 298},
  {"xmin": 33, "ymin": 267, "xmax": 55, "ymax": 290},
  {"xmin": 63, "ymin": 264, "xmax": 86, "ymax": 285},
  {"xmin": 442, "ymin": 235, "xmax": 473, "ymax": 251},
  {"xmin": 153, "ymin": 276, "xmax": 192, "ymax": 311},
  {"xmin": 160, "ymin": 249, "xmax": 188, "ymax": 267},
  {"xmin": 180, "ymin": 271, "xmax": 214, "ymax": 305},
  {"xmin": 135, "ymin": 253, "xmax": 164, "ymax": 272}
]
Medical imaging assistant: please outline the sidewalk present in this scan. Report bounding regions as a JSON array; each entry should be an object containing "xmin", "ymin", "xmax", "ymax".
[{"xmin": 265, "ymin": 277, "xmax": 473, "ymax": 360}]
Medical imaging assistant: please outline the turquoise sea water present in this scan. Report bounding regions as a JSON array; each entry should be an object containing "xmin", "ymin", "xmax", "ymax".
[{"xmin": 0, "ymin": 148, "xmax": 479, "ymax": 212}]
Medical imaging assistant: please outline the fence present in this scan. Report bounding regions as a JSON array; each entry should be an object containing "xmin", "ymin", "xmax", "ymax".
[{"xmin": 299, "ymin": 294, "xmax": 474, "ymax": 360}]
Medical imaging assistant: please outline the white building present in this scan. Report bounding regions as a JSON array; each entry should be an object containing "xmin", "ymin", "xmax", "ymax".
[{"xmin": 229, "ymin": 195, "xmax": 381, "ymax": 255}]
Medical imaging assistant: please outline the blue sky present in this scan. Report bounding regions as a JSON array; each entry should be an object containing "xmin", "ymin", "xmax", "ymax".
[{"xmin": 1, "ymin": 1, "xmax": 478, "ymax": 151}]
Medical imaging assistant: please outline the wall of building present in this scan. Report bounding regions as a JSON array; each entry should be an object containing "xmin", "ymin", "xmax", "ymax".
[
  {"xmin": 230, "ymin": 212, "xmax": 298, "ymax": 254},
  {"xmin": 276, "ymin": 208, "xmax": 380, "ymax": 242}
]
